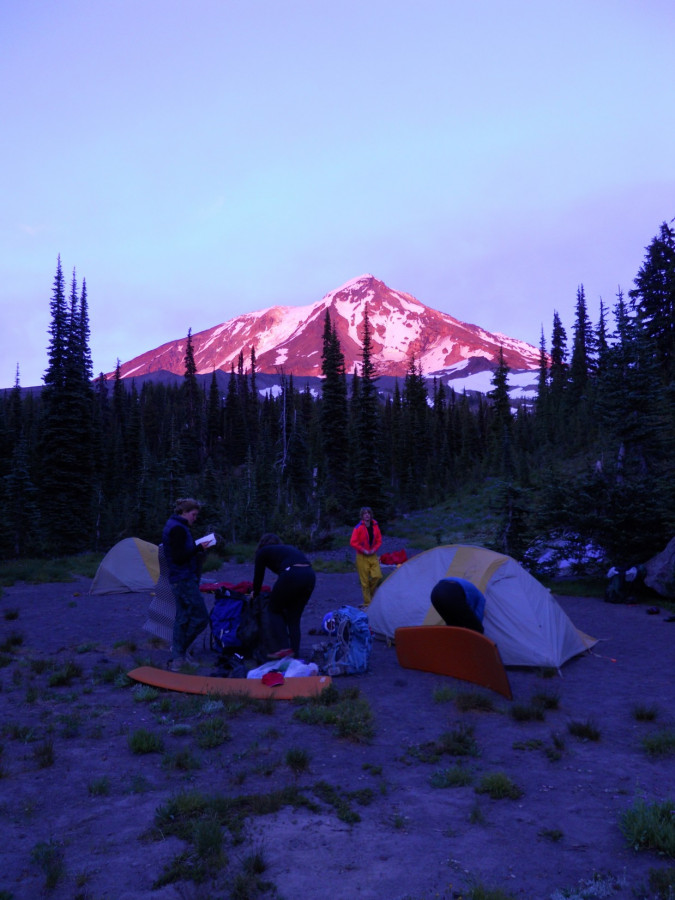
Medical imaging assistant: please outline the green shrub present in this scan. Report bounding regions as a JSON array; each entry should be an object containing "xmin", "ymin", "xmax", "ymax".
[
  {"xmin": 195, "ymin": 717, "xmax": 230, "ymax": 749},
  {"xmin": 285, "ymin": 747, "xmax": 311, "ymax": 774},
  {"xmin": 455, "ymin": 690, "xmax": 495, "ymax": 712},
  {"xmin": 567, "ymin": 719, "xmax": 601, "ymax": 741},
  {"xmin": 647, "ymin": 865, "xmax": 675, "ymax": 899},
  {"xmin": 475, "ymin": 772, "xmax": 523, "ymax": 800},
  {"xmin": 642, "ymin": 729, "xmax": 675, "ymax": 759},
  {"xmin": 632, "ymin": 703, "xmax": 659, "ymax": 722},
  {"xmin": 620, "ymin": 797, "xmax": 675, "ymax": 857},
  {"xmin": 0, "ymin": 632, "xmax": 23, "ymax": 653},
  {"xmin": 509, "ymin": 701, "xmax": 545, "ymax": 722},
  {"xmin": 128, "ymin": 728, "xmax": 164, "ymax": 754},
  {"xmin": 30, "ymin": 839, "xmax": 65, "ymax": 889},
  {"xmin": 293, "ymin": 686, "xmax": 375, "ymax": 743},
  {"xmin": 48, "ymin": 661, "xmax": 83, "ymax": 687},
  {"xmin": 33, "ymin": 738, "xmax": 55, "ymax": 768},
  {"xmin": 88, "ymin": 776, "xmax": 111, "ymax": 796},
  {"xmin": 429, "ymin": 765, "xmax": 473, "ymax": 788}
]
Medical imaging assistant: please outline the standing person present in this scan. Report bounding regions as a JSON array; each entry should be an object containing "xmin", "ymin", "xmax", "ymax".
[
  {"xmin": 251, "ymin": 534, "xmax": 316, "ymax": 658},
  {"xmin": 350, "ymin": 506, "xmax": 383, "ymax": 609},
  {"xmin": 430, "ymin": 577, "xmax": 486, "ymax": 634},
  {"xmin": 162, "ymin": 498, "xmax": 210, "ymax": 671}
]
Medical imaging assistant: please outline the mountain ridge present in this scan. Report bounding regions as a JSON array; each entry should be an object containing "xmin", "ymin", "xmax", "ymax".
[{"xmin": 114, "ymin": 274, "xmax": 540, "ymax": 381}]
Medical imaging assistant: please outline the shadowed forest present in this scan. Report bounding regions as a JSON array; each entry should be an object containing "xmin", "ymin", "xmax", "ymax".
[{"xmin": 1, "ymin": 220, "xmax": 674, "ymax": 566}]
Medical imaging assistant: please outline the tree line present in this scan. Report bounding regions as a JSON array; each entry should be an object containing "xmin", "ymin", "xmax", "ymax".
[{"xmin": 1, "ymin": 220, "xmax": 674, "ymax": 566}]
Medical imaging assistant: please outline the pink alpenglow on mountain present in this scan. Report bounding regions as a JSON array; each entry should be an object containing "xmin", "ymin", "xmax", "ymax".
[{"xmin": 113, "ymin": 275, "xmax": 540, "ymax": 381}]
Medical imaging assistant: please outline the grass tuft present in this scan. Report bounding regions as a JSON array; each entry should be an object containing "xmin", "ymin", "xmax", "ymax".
[
  {"xmin": 195, "ymin": 717, "xmax": 230, "ymax": 749},
  {"xmin": 632, "ymin": 703, "xmax": 659, "ymax": 722},
  {"xmin": 620, "ymin": 797, "xmax": 675, "ymax": 857},
  {"xmin": 33, "ymin": 737, "xmax": 55, "ymax": 768},
  {"xmin": 128, "ymin": 728, "xmax": 164, "ymax": 754},
  {"xmin": 88, "ymin": 775, "xmax": 111, "ymax": 796},
  {"xmin": 30, "ymin": 838, "xmax": 65, "ymax": 889},
  {"xmin": 567, "ymin": 719, "xmax": 601, "ymax": 741},
  {"xmin": 641, "ymin": 728, "xmax": 675, "ymax": 759},
  {"xmin": 293, "ymin": 686, "xmax": 375, "ymax": 743},
  {"xmin": 429, "ymin": 765, "xmax": 473, "ymax": 788},
  {"xmin": 475, "ymin": 771, "xmax": 523, "ymax": 800},
  {"xmin": 509, "ymin": 701, "xmax": 546, "ymax": 722},
  {"xmin": 455, "ymin": 690, "xmax": 496, "ymax": 713},
  {"xmin": 285, "ymin": 746, "xmax": 311, "ymax": 775},
  {"xmin": 48, "ymin": 660, "xmax": 83, "ymax": 687}
]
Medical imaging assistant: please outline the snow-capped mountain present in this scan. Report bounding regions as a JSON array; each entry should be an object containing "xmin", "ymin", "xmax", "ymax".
[{"xmin": 114, "ymin": 274, "xmax": 540, "ymax": 382}]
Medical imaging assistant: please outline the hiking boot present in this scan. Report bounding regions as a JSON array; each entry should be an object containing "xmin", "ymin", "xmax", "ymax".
[{"xmin": 169, "ymin": 657, "xmax": 185, "ymax": 672}]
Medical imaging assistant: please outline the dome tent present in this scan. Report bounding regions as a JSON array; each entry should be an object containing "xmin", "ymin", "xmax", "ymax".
[
  {"xmin": 90, "ymin": 538, "xmax": 159, "ymax": 595},
  {"xmin": 368, "ymin": 544, "xmax": 596, "ymax": 669}
]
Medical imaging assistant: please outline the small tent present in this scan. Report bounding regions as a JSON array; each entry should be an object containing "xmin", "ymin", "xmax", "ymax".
[
  {"xmin": 90, "ymin": 538, "xmax": 160, "ymax": 594},
  {"xmin": 368, "ymin": 544, "xmax": 596, "ymax": 668}
]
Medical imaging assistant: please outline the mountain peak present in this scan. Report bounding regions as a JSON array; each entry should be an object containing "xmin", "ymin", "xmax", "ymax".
[{"xmin": 114, "ymin": 275, "xmax": 540, "ymax": 381}]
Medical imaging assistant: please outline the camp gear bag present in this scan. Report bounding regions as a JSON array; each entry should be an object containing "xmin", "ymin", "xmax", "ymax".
[
  {"xmin": 236, "ymin": 592, "xmax": 265, "ymax": 658},
  {"xmin": 209, "ymin": 589, "xmax": 245, "ymax": 653},
  {"xmin": 318, "ymin": 605, "xmax": 372, "ymax": 675}
]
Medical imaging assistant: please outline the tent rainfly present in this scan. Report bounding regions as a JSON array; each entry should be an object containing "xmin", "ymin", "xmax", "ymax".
[
  {"xmin": 367, "ymin": 544, "xmax": 597, "ymax": 669},
  {"xmin": 90, "ymin": 538, "xmax": 160, "ymax": 595}
]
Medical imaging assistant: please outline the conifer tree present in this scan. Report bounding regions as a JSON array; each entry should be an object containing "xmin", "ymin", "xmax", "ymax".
[
  {"xmin": 181, "ymin": 329, "xmax": 203, "ymax": 472},
  {"xmin": 319, "ymin": 311, "xmax": 349, "ymax": 518},
  {"xmin": 488, "ymin": 346, "xmax": 513, "ymax": 476},
  {"xmin": 38, "ymin": 260, "xmax": 96, "ymax": 553},
  {"xmin": 352, "ymin": 304, "xmax": 386, "ymax": 515},
  {"xmin": 569, "ymin": 284, "xmax": 593, "ymax": 400},
  {"xmin": 629, "ymin": 220, "xmax": 675, "ymax": 381}
]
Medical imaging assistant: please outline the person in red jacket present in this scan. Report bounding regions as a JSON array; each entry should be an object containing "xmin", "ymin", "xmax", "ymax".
[{"xmin": 350, "ymin": 507, "xmax": 383, "ymax": 609}]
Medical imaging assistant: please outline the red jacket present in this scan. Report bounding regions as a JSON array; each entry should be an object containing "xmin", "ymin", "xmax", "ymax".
[{"xmin": 350, "ymin": 519, "xmax": 382, "ymax": 555}]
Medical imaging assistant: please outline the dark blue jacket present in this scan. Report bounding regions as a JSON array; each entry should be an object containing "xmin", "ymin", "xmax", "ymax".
[{"xmin": 162, "ymin": 514, "xmax": 201, "ymax": 583}]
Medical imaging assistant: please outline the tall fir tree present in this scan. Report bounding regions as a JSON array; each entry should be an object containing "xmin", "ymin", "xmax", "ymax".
[
  {"xmin": 319, "ymin": 311, "xmax": 350, "ymax": 518},
  {"xmin": 38, "ymin": 260, "xmax": 96, "ymax": 553},
  {"xmin": 352, "ymin": 304, "xmax": 386, "ymax": 515},
  {"xmin": 629, "ymin": 220, "xmax": 675, "ymax": 382},
  {"xmin": 569, "ymin": 284, "xmax": 593, "ymax": 400}
]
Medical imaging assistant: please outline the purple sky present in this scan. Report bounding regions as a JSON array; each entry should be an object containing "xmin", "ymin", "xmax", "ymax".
[{"xmin": 2, "ymin": 0, "xmax": 674, "ymax": 388}]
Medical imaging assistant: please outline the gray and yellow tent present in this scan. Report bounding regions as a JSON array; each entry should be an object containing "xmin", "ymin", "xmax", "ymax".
[
  {"xmin": 90, "ymin": 538, "xmax": 159, "ymax": 594},
  {"xmin": 368, "ymin": 544, "xmax": 596, "ymax": 668}
]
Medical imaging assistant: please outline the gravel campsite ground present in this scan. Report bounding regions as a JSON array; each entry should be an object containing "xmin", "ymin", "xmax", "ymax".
[{"xmin": 0, "ymin": 558, "xmax": 673, "ymax": 900}]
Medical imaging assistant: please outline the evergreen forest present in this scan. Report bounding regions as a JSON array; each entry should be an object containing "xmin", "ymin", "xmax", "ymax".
[{"xmin": 1, "ymin": 220, "xmax": 674, "ymax": 568}]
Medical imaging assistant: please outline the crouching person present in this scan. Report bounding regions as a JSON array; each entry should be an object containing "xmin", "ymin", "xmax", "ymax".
[{"xmin": 430, "ymin": 577, "xmax": 486, "ymax": 634}]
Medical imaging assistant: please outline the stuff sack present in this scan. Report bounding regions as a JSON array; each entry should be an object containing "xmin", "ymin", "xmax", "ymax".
[
  {"xmin": 318, "ymin": 605, "xmax": 372, "ymax": 676},
  {"xmin": 605, "ymin": 565, "xmax": 646, "ymax": 604},
  {"xmin": 236, "ymin": 592, "xmax": 265, "ymax": 659},
  {"xmin": 209, "ymin": 589, "xmax": 245, "ymax": 653}
]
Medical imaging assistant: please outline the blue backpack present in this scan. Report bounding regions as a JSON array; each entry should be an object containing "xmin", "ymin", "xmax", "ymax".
[
  {"xmin": 320, "ymin": 605, "xmax": 372, "ymax": 675},
  {"xmin": 209, "ymin": 590, "xmax": 245, "ymax": 653}
]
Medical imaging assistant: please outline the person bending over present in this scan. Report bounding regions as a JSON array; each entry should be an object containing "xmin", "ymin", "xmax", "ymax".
[
  {"xmin": 252, "ymin": 534, "xmax": 316, "ymax": 658},
  {"xmin": 430, "ymin": 577, "xmax": 486, "ymax": 634}
]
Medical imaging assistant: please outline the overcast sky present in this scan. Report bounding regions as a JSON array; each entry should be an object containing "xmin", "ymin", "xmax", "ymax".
[{"xmin": 2, "ymin": 0, "xmax": 674, "ymax": 388}]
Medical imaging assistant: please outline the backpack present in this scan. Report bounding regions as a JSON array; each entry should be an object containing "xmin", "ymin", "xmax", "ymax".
[
  {"xmin": 317, "ymin": 605, "xmax": 372, "ymax": 675},
  {"xmin": 209, "ymin": 589, "xmax": 245, "ymax": 654}
]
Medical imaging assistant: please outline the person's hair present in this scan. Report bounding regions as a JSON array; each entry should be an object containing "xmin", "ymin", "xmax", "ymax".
[
  {"xmin": 360, "ymin": 507, "xmax": 373, "ymax": 518},
  {"xmin": 174, "ymin": 498, "xmax": 201, "ymax": 515},
  {"xmin": 257, "ymin": 532, "xmax": 281, "ymax": 552}
]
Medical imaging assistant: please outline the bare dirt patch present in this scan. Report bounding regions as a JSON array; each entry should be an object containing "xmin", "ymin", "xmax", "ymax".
[{"xmin": 0, "ymin": 563, "xmax": 673, "ymax": 899}]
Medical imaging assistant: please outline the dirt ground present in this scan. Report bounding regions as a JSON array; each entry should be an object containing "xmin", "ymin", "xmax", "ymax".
[{"xmin": 0, "ymin": 559, "xmax": 673, "ymax": 900}]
